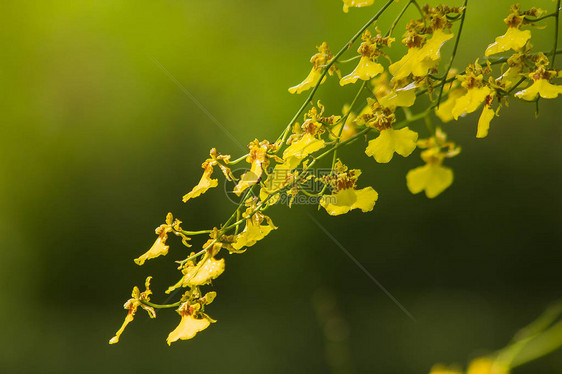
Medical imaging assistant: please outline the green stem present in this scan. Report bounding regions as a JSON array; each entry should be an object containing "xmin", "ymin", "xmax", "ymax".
[
  {"xmin": 181, "ymin": 230, "xmax": 212, "ymax": 236},
  {"xmin": 229, "ymin": 153, "xmax": 249, "ymax": 164},
  {"xmin": 140, "ymin": 299, "xmax": 182, "ymax": 309},
  {"xmin": 524, "ymin": 12, "xmax": 557, "ymax": 22},
  {"xmin": 436, "ymin": 0, "xmax": 468, "ymax": 108},
  {"xmin": 551, "ymin": 0, "xmax": 560, "ymax": 67},
  {"xmin": 331, "ymin": 80, "xmax": 367, "ymax": 168},
  {"xmin": 386, "ymin": 0, "xmax": 413, "ymax": 38},
  {"xmin": 411, "ymin": 0, "xmax": 425, "ymax": 23}
]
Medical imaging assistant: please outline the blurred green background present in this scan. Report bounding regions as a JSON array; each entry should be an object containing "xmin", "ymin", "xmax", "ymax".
[{"xmin": 1, "ymin": 0, "xmax": 561, "ymax": 373}]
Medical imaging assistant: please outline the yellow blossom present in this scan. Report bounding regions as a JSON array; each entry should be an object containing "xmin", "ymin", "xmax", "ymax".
[
  {"xmin": 182, "ymin": 164, "xmax": 218, "ymax": 203},
  {"xmin": 515, "ymin": 77, "xmax": 562, "ymax": 101},
  {"xmin": 435, "ymin": 88, "xmax": 466, "ymax": 123},
  {"xmin": 232, "ymin": 213, "xmax": 277, "ymax": 250},
  {"xmin": 109, "ymin": 277, "xmax": 156, "ymax": 344},
  {"xmin": 407, "ymin": 131, "xmax": 460, "ymax": 198},
  {"xmin": 283, "ymin": 133, "xmax": 326, "ymax": 161},
  {"xmin": 135, "ymin": 213, "xmax": 190, "ymax": 266},
  {"xmin": 289, "ymin": 43, "xmax": 337, "ymax": 94},
  {"xmin": 451, "ymin": 86, "xmax": 491, "ymax": 120},
  {"xmin": 166, "ymin": 302, "xmax": 214, "ymax": 345},
  {"xmin": 485, "ymin": 27, "xmax": 531, "ymax": 56},
  {"xmin": 341, "ymin": 56, "xmax": 384, "ymax": 85},
  {"xmin": 406, "ymin": 153, "xmax": 453, "ymax": 199},
  {"xmin": 320, "ymin": 186, "xmax": 378, "ymax": 216},
  {"xmin": 319, "ymin": 162, "xmax": 378, "ymax": 216},
  {"xmin": 166, "ymin": 251, "xmax": 225, "ymax": 293},
  {"xmin": 340, "ymin": 30, "xmax": 391, "ymax": 86},
  {"xmin": 233, "ymin": 140, "xmax": 270, "ymax": 196},
  {"xmin": 183, "ymin": 149, "xmax": 236, "ymax": 203},
  {"xmin": 389, "ymin": 29, "xmax": 453, "ymax": 80},
  {"xmin": 378, "ymin": 82, "xmax": 417, "ymax": 109},
  {"xmin": 365, "ymin": 127, "xmax": 418, "ymax": 163},
  {"xmin": 342, "ymin": 0, "xmax": 374, "ymax": 13}
]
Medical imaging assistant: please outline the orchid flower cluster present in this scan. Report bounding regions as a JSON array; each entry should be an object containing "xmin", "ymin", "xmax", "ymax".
[{"xmin": 110, "ymin": 0, "xmax": 562, "ymax": 345}]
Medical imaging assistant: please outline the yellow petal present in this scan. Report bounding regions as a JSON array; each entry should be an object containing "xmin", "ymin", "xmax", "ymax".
[
  {"xmin": 418, "ymin": 29, "xmax": 454, "ymax": 63},
  {"xmin": 406, "ymin": 163, "xmax": 453, "ymax": 198},
  {"xmin": 451, "ymin": 86, "xmax": 491, "ymax": 120},
  {"xmin": 283, "ymin": 133, "xmax": 325, "ymax": 160},
  {"xmin": 365, "ymin": 127, "xmax": 418, "ymax": 163},
  {"xmin": 378, "ymin": 83, "xmax": 417, "ymax": 109},
  {"xmin": 389, "ymin": 30, "xmax": 452, "ymax": 80},
  {"xmin": 166, "ymin": 314, "xmax": 211, "ymax": 345},
  {"xmin": 435, "ymin": 88, "xmax": 465, "ymax": 123},
  {"xmin": 342, "ymin": 0, "xmax": 374, "ymax": 13},
  {"xmin": 134, "ymin": 235, "xmax": 169, "ymax": 266},
  {"xmin": 389, "ymin": 48, "xmax": 422, "ymax": 80},
  {"xmin": 182, "ymin": 168, "xmax": 218, "ymax": 203},
  {"xmin": 515, "ymin": 79, "xmax": 562, "ymax": 101},
  {"xmin": 232, "ymin": 217, "xmax": 276, "ymax": 250},
  {"xmin": 189, "ymin": 257, "xmax": 225, "ymax": 286},
  {"xmin": 289, "ymin": 68, "xmax": 325, "ymax": 94},
  {"xmin": 467, "ymin": 357, "xmax": 508, "ymax": 374},
  {"xmin": 476, "ymin": 105, "xmax": 495, "ymax": 138},
  {"xmin": 320, "ymin": 187, "xmax": 378, "ymax": 216},
  {"xmin": 340, "ymin": 56, "xmax": 384, "ymax": 86},
  {"xmin": 233, "ymin": 165, "xmax": 262, "ymax": 196},
  {"xmin": 109, "ymin": 313, "xmax": 134, "ymax": 344},
  {"xmin": 485, "ymin": 27, "xmax": 531, "ymax": 56}
]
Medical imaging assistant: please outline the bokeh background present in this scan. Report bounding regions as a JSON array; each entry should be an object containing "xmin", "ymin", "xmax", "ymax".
[{"xmin": 1, "ymin": 0, "xmax": 561, "ymax": 373}]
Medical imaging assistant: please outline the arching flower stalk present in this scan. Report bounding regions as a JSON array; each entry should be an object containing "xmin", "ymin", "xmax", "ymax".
[{"xmin": 110, "ymin": 0, "xmax": 562, "ymax": 344}]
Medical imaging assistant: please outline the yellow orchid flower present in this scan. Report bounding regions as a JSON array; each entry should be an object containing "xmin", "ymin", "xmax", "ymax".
[
  {"xmin": 340, "ymin": 30, "xmax": 391, "ymax": 85},
  {"xmin": 182, "ymin": 162, "xmax": 218, "ymax": 203},
  {"xmin": 341, "ymin": 56, "xmax": 384, "ymax": 85},
  {"xmin": 342, "ymin": 0, "xmax": 374, "ymax": 13},
  {"xmin": 109, "ymin": 277, "xmax": 156, "ymax": 344},
  {"xmin": 135, "ymin": 227, "xmax": 170, "ymax": 266},
  {"xmin": 166, "ymin": 250, "xmax": 225, "ymax": 294},
  {"xmin": 485, "ymin": 27, "xmax": 531, "ymax": 56},
  {"xmin": 183, "ymin": 149, "xmax": 237, "ymax": 203},
  {"xmin": 134, "ymin": 213, "xmax": 190, "ymax": 266},
  {"xmin": 365, "ymin": 127, "xmax": 418, "ymax": 163},
  {"xmin": 320, "ymin": 186, "xmax": 378, "ymax": 216},
  {"xmin": 289, "ymin": 42, "xmax": 338, "ymax": 94},
  {"xmin": 283, "ymin": 133, "xmax": 326, "ymax": 161},
  {"xmin": 515, "ymin": 76, "xmax": 562, "ymax": 101},
  {"xmin": 166, "ymin": 302, "xmax": 214, "ymax": 345},
  {"xmin": 514, "ymin": 55, "xmax": 562, "ymax": 100},
  {"xmin": 378, "ymin": 82, "xmax": 417, "ymax": 109},
  {"xmin": 233, "ymin": 140, "xmax": 270, "ymax": 196},
  {"xmin": 435, "ymin": 88, "xmax": 466, "ymax": 123},
  {"xmin": 389, "ymin": 29, "xmax": 453, "ymax": 80},
  {"xmin": 407, "ymin": 130, "xmax": 460, "ymax": 198},
  {"xmin": 406, "ymin": 149, "xmax": 453, "ymax": 199},
  {"xmin": 451, "ymin": 85, "xmax": 491, "ymax": 120},
  {"xmin": 319, "ymin": 161, "xmax": 378, "ymax": 216},
  {"xmin": 232, "ymin": 212, "xmax": 277, "ymax": 250}
]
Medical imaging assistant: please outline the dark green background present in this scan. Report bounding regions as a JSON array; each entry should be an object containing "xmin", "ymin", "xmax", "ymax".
[{"xmin": 1, "ymin": 0, "xmax": 561, "ymax": 373}]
